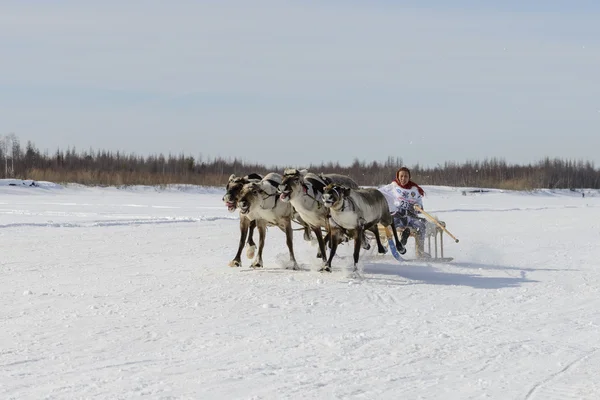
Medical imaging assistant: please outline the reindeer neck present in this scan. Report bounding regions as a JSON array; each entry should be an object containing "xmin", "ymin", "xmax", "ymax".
[
  {"xmin": 301, "ymin": 181, "xmax": 324, "ymax": 208},
  {"xmin": 332, "ymin": 195, "xmax": 357, "ymax": 213}
]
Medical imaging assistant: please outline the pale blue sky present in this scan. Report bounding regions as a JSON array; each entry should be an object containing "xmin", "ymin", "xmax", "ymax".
[{"xmin": 1, "ymin": 1, "xmax": 599, "ymax": 168}]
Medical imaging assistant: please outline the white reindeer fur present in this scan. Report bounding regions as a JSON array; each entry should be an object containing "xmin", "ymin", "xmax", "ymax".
[
  {"xmin": 326, "ymin": 188, "xmax": 391, "ymax": 230},
  {"xmin": 280, "ymin": 170, "xmax": 357, "ymax": 228},
  {"xmin": 239, "ymin": 173, "xmax": 292, "ymax": 225},
  {"xmin": 237, "ymin": 172, "xmax": 299, "ymax": 269}
]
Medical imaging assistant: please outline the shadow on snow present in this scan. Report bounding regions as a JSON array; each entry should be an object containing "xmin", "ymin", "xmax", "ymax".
[
  {"xmin": 362, "ymin": 262, "xmax": 539, "ymax": 290},
  {"xmin": 449, "ymin": 261, "xmax": 576, "ymax": 273}
]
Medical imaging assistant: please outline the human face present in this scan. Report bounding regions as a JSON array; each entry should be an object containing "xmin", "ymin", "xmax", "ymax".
[{"xmin": 398, "ymin": 170, "xmax": 410, "ymax": 186}]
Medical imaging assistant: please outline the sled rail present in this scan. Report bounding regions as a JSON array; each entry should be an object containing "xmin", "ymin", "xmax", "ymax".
[{"xmin": 377, "ymin": 220, "xmax": 450, "ymax": 260}]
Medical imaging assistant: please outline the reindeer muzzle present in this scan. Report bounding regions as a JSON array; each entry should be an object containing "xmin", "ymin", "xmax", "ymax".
[
  {"xmin": 321, "ymin": 194, "xmax": 334, "ymax": 207},
  {"xmin": 226, "ymin": 201, "xmax": 236, "ymax": 212}
]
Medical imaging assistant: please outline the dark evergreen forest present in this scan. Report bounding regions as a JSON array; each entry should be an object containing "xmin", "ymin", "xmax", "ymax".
[{"xmin": 1, "ymin": 135, "xmax": 598, "ymax": 189}]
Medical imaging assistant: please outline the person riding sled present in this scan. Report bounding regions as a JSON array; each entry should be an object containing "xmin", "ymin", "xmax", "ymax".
[{"xmin": 378, "ymin": 167, "xmax": 430, "ymax": 258}]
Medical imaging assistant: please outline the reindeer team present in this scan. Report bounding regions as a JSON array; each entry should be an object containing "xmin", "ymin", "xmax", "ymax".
[{"xmin": 222, "ymin": 169, "xmax": 406, "ymax": 273}]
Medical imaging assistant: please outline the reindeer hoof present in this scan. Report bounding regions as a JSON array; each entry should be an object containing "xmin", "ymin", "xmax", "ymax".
[
  {"xmin": 228, "ymin": 260, "xmax": 241, "ymax": 267},
  {"xmin": 318, "ymin": 267, "xmax": 332, "ymax": 273},
  {"xmin": 250, "ymin": 262, "xmax": 263, "ymax": 269},
  {"xmin": 246, "ymin": 245, "xmax": 256, "ymax": 259}
]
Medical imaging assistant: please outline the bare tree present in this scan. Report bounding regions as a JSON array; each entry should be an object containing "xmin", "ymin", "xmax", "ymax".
[{"xmin": 1, "ymin": 133, "xmax": 18, "ymax": 177}]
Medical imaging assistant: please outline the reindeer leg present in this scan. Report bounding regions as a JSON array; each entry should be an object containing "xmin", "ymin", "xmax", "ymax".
[
  {"xmin": 352, "ymin": 227, "xmax": 363, "ymax": 271},
  {"xmin": 304, "ymin": 228, "xmax": 312, "ymax": 241},
  {"xmin": 390, "ymin": 219, "xmax": 407, "ymax": 255},
  {"xmin": 229, "ymin": 217, "xmax": 251, "ymax": 267},
  {"xmin": 251, "ymin": 222, "xmax": 266, "ymax": 268},
  {"xmin": 354, "ymin": 218, "xmax": 369, "ymax": 250},
  {"xmin": 303, "ymin": 224, "xmax": 312, "ymax": 241},
  {"xmin": 361, "ymin": 232, "xmax": 371, "ymax": 250},
  {"xmin": 314, "ymin": 227, "xmax": 327, "ymax": 262},
  {"xmin": 292, "ymin": 212, "xmax": 313, "ymax": 242},
  {"xmin": 284, "ymin": 222, "xmax": 299, "ymax": 270},
  {"xmin": 355, "ymin": 218, "xmax": 370, "ymax": 250},
  {"xmin": 324, "ymin": 231, "xmax": 332, "ymax": 251},
  {"xmin": 370, "ymin": 225, "xmax": 387, "ymax": 254},
  {"xmin": 323, "ymin": 230, "xmax": 340, "ymax": 272},
  {"xmin": 246, "ymin": 219, "xmax": 257, "ymax": 259}
]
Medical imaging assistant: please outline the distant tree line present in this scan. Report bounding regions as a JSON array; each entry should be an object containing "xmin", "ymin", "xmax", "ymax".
[{"xmin": 1, "ymin": 134, "xmax": 599, "ymax": 189}]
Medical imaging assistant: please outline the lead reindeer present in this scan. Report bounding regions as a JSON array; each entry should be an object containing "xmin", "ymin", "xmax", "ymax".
[
  {"xmin": 237, "ymin": 173, "xmax": 302, "ymax": 270},
  {"xmin": 321, "ymin": 183, "xmax": 405, "ymax": 273},
  {"xmin": 222, "ymin": 173, "xmax": 263, "ymax": 267},
  {"xmin": 277, "ymin": 169, "xmax": 360, "ymax": 266}
]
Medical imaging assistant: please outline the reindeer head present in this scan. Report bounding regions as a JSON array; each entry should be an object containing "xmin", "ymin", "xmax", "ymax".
[
  {"xmin": 237, "ymin": 182, "xmax": 265, "ymax": 215},
  {"xmin": 278, "ymin": 168, "xmax": 306, "ymax": 202},
  {"xmin": 321, "ymin": 183, "xmax": 351, "ymax": 208},
  {"xmin": 223, "ymin": 174, "xmax": 262, "ymax": 212}
]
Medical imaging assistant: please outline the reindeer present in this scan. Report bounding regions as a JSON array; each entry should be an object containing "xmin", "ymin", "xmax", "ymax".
[
  {"xmin": 321, "ymin": 183, "xmax": 405, "ymax": 273},
  {"xmin": 277, "ymin": 169, "xmax": 360, "ymax": 266},
  {"xmin": 237, "ymin": 173, "xmax": 302, "ymax": 269},
  {"xmin": 222, "ymin": 173, "xmax": 263, "ymax": 267}
]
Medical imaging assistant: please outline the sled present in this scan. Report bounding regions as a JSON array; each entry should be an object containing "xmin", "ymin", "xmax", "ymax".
[{"xmin": 376, "ymin": 219, "xmax": 455, "ymax": 263}]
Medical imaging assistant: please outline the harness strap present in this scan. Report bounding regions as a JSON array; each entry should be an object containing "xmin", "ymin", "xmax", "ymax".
[
  {"xmin": 259, "ymin": 190, "xmax": 278, "ymax": 209},
  {"xmin": 301, "ymin": 181, "xmax": 322, "ymax": 209},
  {"xmin": 246, "ymin": 173, "xmax": 263, "ymax": 181},
  {"xmin": 265, "ymin": 179, "xmax": 280, "ymax": 188},
  {"xmin": 345, "ymin": 196, "xmax": 357, "ymax": 213},
  {"xmin": 319, "ymin": 174, "xmax": 333, "ymax": 185},
  {"xmin": 305, "ymin": 176, "xmax": 326, "ymax": 194}
]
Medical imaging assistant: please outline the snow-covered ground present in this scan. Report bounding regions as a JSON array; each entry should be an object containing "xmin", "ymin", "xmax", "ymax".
[{"xmin": 2, "ymin": 179, "xmax": 599, "ymax": 399}]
